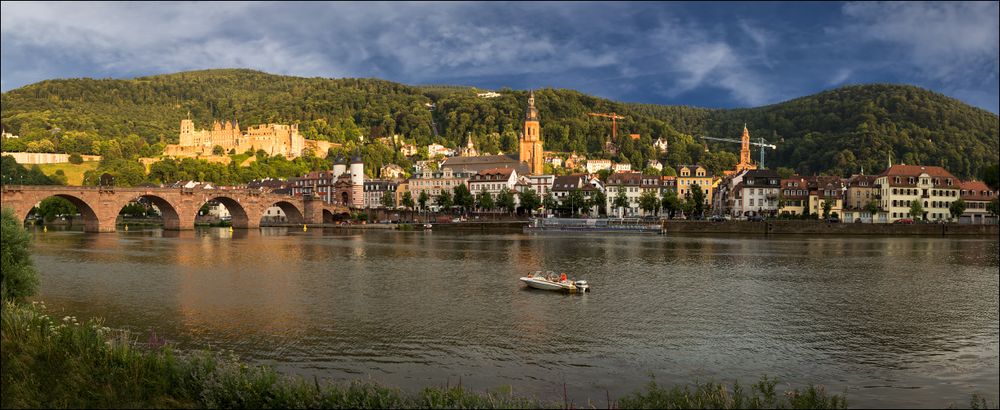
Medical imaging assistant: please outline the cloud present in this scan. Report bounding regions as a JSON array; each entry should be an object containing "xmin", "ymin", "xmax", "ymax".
[
  {"xmin": 827, "ymin": 68, "xmax": 852, "ymax": 86},
  {"xmin": 1, "ymin": 2, "xmax": 996, "ymax": 112},
  {"xmin": 839, "ymin": 2, "xmax": 999, "ymax": 84},
  {"xmin": 645, "ymin": 19, "xmax": 774, "ymax": 106}
]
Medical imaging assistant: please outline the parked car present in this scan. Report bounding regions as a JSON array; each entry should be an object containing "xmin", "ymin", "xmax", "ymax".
[
  {"xmin": 894, "ymin": 218, "xmax": 914, "ymax": 224},
  {"xmin": 709, "ymin": 215, "xmax": 726, "ymax": 222},
  {"xmin": 826, "ymin": 217, "xmax": 841, "ymax": 223},
  {"xmin": 748, "ymin": 215, "xmax": 765, "ymax": 222}
]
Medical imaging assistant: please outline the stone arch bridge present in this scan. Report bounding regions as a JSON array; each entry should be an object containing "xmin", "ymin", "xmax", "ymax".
[{"xmin": 1, "ymin": 185, "xmax": 350, "ymax": 232}]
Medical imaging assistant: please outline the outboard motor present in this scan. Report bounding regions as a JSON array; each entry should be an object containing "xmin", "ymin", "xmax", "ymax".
[{"xmin": 574, "ymin": 280, "xmax": 590, "ymax": 292}]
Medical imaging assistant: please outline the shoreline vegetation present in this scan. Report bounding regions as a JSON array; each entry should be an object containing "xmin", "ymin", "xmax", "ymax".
[
  {"xmin": 1, "ymin": 209, "xmax": 996, "ymax": 409},
  {"xmin": 3, "ymin": 301, "xmax": 854, "ymax": 409}
]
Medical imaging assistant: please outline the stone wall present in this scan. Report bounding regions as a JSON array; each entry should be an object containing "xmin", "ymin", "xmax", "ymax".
[
  {"xmin": 662, "ymin": 220, "xmax": 999, "ymax": 236},
  {"xmin": 2, "ymin": 152, "xmax": 101, "ymax": 164}
]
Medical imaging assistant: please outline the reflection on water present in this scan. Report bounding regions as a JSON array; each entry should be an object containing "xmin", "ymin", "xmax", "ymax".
[{"xmin": 29, "ymin": 227, "xmax": 999, "ymax": 408}]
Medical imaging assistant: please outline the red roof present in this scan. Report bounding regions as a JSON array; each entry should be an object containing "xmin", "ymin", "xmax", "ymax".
[
  {"xmin": 959, "ymin": 180, "xmax": 996, "ymax": 201},
  {"xmin": 880, "ymin": 165, "xmax": 958, "ymax": 188}
]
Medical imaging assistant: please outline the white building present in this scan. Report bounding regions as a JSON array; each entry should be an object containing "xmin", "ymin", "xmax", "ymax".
[
  {"xmin": 427, "ymin": 143, "xmax": 455, "ymax": 158},
  {"xmin": 612, "ymin": 163, "xmax": 632, "ymax": 173},
  {"xmin": 467, "ymin": 168, "xmax": 518, "ymax": 202},
  {"xmin": 876, "ymin": 165, "xmax": 960, "ymax": 222},
  {"xmin": 586, "ymin": 159, "xmax": 612, "ymax": 174}
]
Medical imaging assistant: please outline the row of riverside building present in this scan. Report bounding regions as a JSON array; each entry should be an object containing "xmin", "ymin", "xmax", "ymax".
[
  {"xmin": 275, "ymin": 158, "xmax": 996, "ymax": 224},
  {"xmin": 713, "ymin": 165, "xmax": 996, "ymax": 224},
  {"xmin": 268, "ymin": 93, "xmax": 995, "ymax": 224}
]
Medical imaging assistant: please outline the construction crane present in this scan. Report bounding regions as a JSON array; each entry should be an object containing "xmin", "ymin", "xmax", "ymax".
[
  {"xmin": 700, "ymin": 134, "xmax": 778, "ymax": 169},
  {"xmin": 588, "ymin": 112, "xmax": 626, "ymax": 140}
]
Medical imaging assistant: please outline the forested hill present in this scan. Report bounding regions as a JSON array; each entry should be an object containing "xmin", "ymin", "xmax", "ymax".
[
  {"xmin": 2, "ymin": 69, "xmax": 997, "ymax": 179},
  {"xmin": 628, "ymin": 84, "xmax": 999, "ymax": 179}
]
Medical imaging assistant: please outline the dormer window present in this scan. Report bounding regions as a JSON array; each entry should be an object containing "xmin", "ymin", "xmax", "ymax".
[{"xmin": 947, "ymin": 179, "xmax": 953, "ymax": 186}]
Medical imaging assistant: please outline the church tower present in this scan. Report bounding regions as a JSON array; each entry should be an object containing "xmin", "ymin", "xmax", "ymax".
[
  {"xmin": 734, "ymin": 124, "xmax": 757, "ymax": 173},
  {"xmin": 519, "ymin": 91, "xmax": 544, "ymax": 175}
]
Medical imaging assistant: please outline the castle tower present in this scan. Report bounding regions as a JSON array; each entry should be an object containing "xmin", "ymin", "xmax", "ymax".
[
  {"xmin": 179, "ymin": 119, "xmax": 196, "ymax": 146},
  {"xmin": 519, "ymin": 91, "xmax": 544, "ymax": 175}
]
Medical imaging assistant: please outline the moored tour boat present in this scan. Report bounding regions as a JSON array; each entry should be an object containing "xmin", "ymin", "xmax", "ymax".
[{"xmin": 519, "ymin": 271, "xmax": 590, "ymax": 293}]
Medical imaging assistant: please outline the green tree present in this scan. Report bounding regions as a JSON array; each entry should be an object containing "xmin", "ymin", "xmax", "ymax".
[
  {"xmin": 380, "ymin": 190, "xmax": 396, "ymax": 209},
  {"xmin": 497, "ymin": 188, "xmax": 517, "ymax": 214},
  {"xmin": 519, "ymin": 188, "xmax": 541, "ymax": 216},
  {"xmin": 639, "ymin": 190, "xmax": 660, "ymax": 216},
  {"xmin": 476, "ymin": 188, "xmax": 495, "ymax": 211},
  {"xmin": 949, "ymin": 198, "xmax": 966, "ymax": 220},
  {"xmin": 597, "ymin": 168, "xmax": 613, "ymax": 182},
  {"xmin": 661, "ymin": 190, "xmax": 681, "ymax": 219},
  {"xmin": 864, "ymin": 199, "xmax": 880, "ymax": 221},
  {"xmin": 613, "ymin": 187, "xmax": 630, "ymax": 217},
  {"xmin": 1, "ymin": 208, "xmax": 39, "ymax": 301},
  {"xmin": 212, "ymin": 145, "xmax": 225, "ymax": 155},
  {"xmin": 436, "ymin": 190, "xmax": 453, "ymax": 211},
  {"xmin": 590, "ymin": 190, "xmax": 607, "ymax": 216},
  {"xmin": 688, "ymin": 183, "xmax": 706, "ymax": 219},
  {"xmin": 542, "ymin": 192, "xmax": 558, "ymax": 214},
  {"xmin": 980, "ymin": 163, "xmax": 999, "ymax": 190},
  {"xmin": 417, "ymin": 191, "xmax": 430, "ymax": 211},
  {"xmin": 68, "ymin": 153, "xmax": 84, "ymax": 165},
  {"xmin": 36, "ymin": 197, "xmax": 78, "ymax": 223},
  {"xmin": 401, "ymin": 191, "xmax": 415, "ymax": 210},
  {"xmin": 821, "ymin": 199, "xmax": 833, "ymax": 219},
  {"xmin": 452, "ymin": 184, "xmax": 474, "ymax": 214},
  {"xmin": 776, "ymin": 167, "xmax": 795, "ymax": 179},
  {"xmin": 566, "ymin": 189, "xmax": 586, "ymax": 216},
  {"xmin": 661, "ymin": 166, "xmax": 677, "ymax": 177},
  {"xmin": 909, "ymin": 199, "xmax": 924, "ymax": 220},
  {"xmin": 988, "ymin": 198, "xmax": 1000, "ymax": 217}
]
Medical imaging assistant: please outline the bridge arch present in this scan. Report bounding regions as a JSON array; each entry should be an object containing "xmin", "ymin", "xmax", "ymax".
[
  {"xmin": 322, "ymin": 209, "xmax": 350, "ymax": 224},
  {"xmin": 196, "ymin": 196, "xmax": 253, "ymax": 229},
  {"xmin": 113, "ymin": 194, "xmax": 182, "ymax": 230},
  {"xmin": 23, "ymin": 193, "xmax": 102, "ymax": 232},
  {"xmin": 262, "ymin": 200, "xmax": 304, "ymax": 225}
]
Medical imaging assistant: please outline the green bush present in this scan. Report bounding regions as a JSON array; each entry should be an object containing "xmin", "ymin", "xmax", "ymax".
[
  {"xmin": 1, "ymin": 208, "xmax": 39, "ymax": 302},
  {"xmin": 618, "ymin": 376, "xmax": 847, "ymax": 409},
  {"xmin": 68, "ymin": 153, "xmax": 84, "ymax": 164}
]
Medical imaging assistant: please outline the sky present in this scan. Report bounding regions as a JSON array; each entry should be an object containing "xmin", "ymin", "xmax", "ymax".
[{"xmin": 2, "ymin": 1, "xmax": 998, "ymax": 113}]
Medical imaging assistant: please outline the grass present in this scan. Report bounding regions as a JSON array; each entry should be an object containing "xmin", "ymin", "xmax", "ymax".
[
  {"xmin": 618, "ymin": 377, "xmax": 848, "ymax": 409},
  {"xmin": 10, "ymin": 300, "xmax": 962, "ymax": 410},
  {"xmin": 35, "ymin": 161, "xmax": 99, "ymax": 185}
]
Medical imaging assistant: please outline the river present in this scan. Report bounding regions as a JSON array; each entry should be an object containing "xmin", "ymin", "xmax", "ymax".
[{"xmin": 28, "ymin": 227, "xmax": 999, "ymax": 408}]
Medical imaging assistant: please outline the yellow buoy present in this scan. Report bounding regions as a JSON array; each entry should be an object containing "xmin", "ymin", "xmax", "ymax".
[
  {"xmin": 124, "ymin": 224, "xmax": 129, "ymax": 231},
  {"xmin": 303, "ymin": 224, "xmax": 308, "ymax": 232},
  {"xmin": 228, "ymin": 226, "xmax": 233, "ymax": 232},
  {"xmin": 43, "ymin": 225, "xmax": 48, "ymax": 232}
]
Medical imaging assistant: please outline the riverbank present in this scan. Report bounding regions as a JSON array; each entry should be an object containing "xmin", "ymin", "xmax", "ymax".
[
  {"xmin": 662, "ymin": 220, "xmax": 999, "ymax": 236},
  {"xmin": 1, "ymin": 301, "xmax": 856, "ymax": 409}
]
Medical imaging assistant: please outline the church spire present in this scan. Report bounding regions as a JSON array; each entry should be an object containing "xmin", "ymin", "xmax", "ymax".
[{"xmin": 525, "ymin": 91, "xmax": 538, "ymax": 121}]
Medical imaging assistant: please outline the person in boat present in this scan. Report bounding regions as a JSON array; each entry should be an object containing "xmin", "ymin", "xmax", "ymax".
[{"xmin": 560, "ymin": 273, "xmax": 567, "ymax": 282}]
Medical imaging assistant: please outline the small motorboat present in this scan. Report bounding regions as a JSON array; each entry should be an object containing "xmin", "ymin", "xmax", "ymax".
[{"xmin": 519, "ymin": 271, "xmax": 590, "ymax": 293}]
